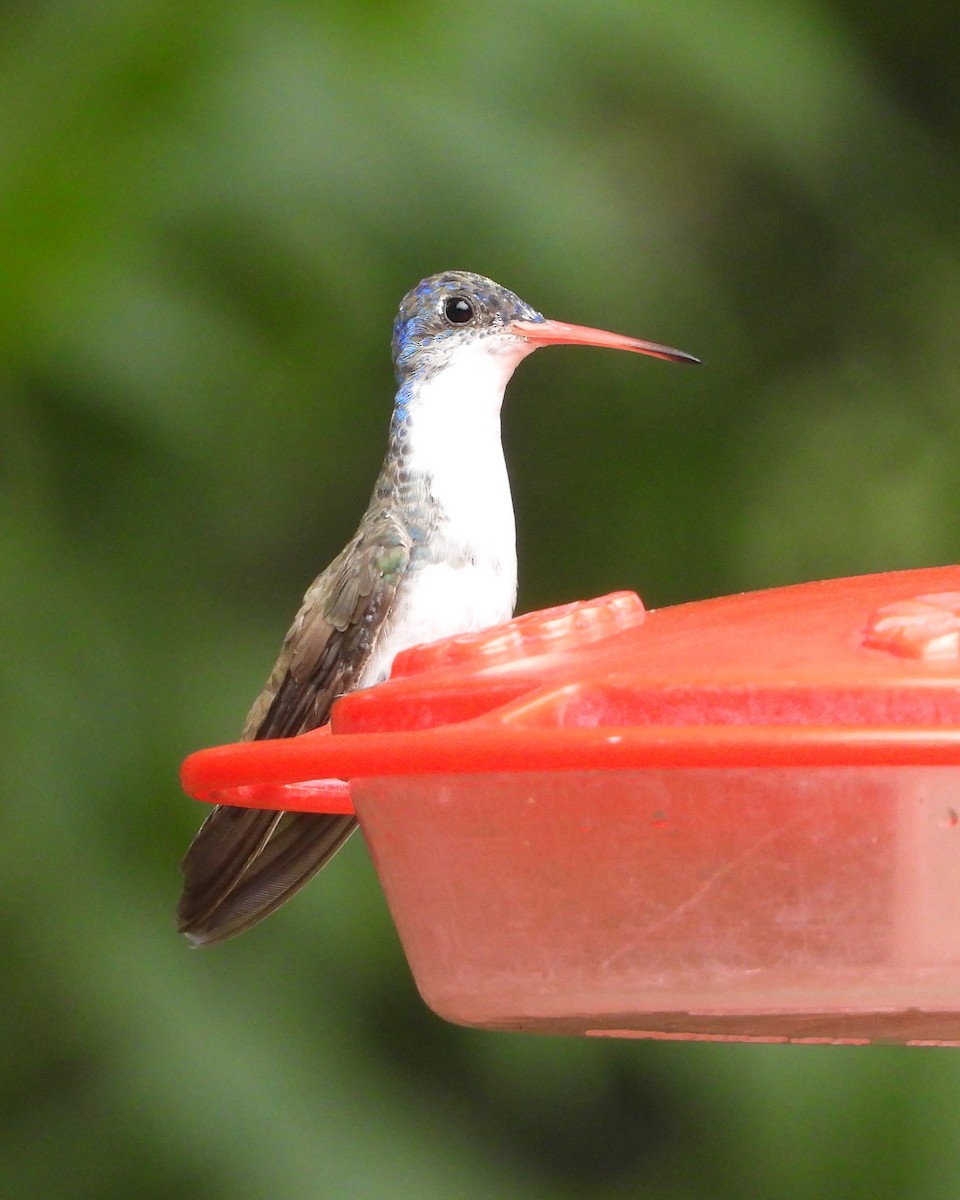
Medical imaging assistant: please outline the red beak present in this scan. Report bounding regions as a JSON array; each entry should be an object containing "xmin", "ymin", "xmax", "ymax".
[{"xmin": 509, "ymin": 318, "xmax": 699, "ymax": 365}]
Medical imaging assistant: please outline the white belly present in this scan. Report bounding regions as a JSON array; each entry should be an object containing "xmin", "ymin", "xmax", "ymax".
[{"xmin": 359, "ymin": 558, "xmax": 517, "ymax": 687}]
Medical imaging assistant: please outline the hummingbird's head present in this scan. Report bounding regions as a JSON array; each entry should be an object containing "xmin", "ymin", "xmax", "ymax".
[
  {"xmin": 391, "ymin": 271, "xmax": 699, "ymax": 394},
  {"xmin": 391, "ymin": 271, "xmax": 544, "ymax": 386}
]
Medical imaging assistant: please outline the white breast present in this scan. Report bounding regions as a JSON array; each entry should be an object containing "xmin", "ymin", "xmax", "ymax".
[{"xmin": 360, "ymin": 335, "xmax": 536, "ymax": 686}]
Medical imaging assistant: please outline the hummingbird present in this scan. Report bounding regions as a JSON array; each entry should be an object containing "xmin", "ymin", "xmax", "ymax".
[{"xmin": 177, "ymin": 270, "xmax": 698, "ymax": 945}]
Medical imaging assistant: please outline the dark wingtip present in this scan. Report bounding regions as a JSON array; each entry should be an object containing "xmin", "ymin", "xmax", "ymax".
[{"xmin": 666, "ymin": 348, "xmax": 700, "ymax": 365}]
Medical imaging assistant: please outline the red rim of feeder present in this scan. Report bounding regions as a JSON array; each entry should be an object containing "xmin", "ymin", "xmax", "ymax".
[{"xmin": 181, "ymin": 567, "xmax": 960, "ymax": 814}]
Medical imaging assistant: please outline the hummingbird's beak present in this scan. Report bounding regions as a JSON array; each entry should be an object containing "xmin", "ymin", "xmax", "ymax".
[{"xmin": 510, "ymin": 318, "xmax": 699, "ymax": 365}]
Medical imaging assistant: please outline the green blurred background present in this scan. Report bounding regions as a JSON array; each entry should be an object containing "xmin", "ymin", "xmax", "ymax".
[{"xmin": 4, "ymin": 1, "xmax": 960, "ymax": 1196}]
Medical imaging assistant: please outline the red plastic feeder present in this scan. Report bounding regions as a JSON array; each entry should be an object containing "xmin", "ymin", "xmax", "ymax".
[{"xmin": 181, "ymin": 566, "xmax": 960, "ymax": 1044}]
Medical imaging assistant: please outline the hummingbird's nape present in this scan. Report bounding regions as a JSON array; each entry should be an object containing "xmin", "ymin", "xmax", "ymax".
[{"xmin": 177, "ymin": 270, "xmax": 697, "ymax": 946}]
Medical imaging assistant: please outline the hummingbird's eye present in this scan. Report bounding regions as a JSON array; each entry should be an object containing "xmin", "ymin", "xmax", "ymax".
[{"xmin": 443, "ymin": 296, "xmax": 474, "ymax": 325}]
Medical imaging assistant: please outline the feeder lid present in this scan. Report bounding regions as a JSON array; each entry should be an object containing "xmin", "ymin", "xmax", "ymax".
[{"xmin": 181, "ymin": 566, "xmax": 960, "ymax": 812}]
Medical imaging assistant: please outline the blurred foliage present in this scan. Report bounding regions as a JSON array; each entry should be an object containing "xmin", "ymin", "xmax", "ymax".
[{"xmin": 3, "ymin": 0, "xmax": 960, "ymax": 1196}]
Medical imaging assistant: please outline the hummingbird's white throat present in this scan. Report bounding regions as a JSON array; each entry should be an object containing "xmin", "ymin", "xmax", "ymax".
[
  {"xmin": 361, "ymin": 335, "xmax": 536, "ymax": 685},
  {"xmin": 403, "ymin": 334, "xmax": 536, "ymax": 569}
]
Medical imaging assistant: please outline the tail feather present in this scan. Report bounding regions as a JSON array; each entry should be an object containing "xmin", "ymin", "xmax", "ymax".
[{"xmin": 177, "ymin": 808, "xmax": 357, "ymax": 947}]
